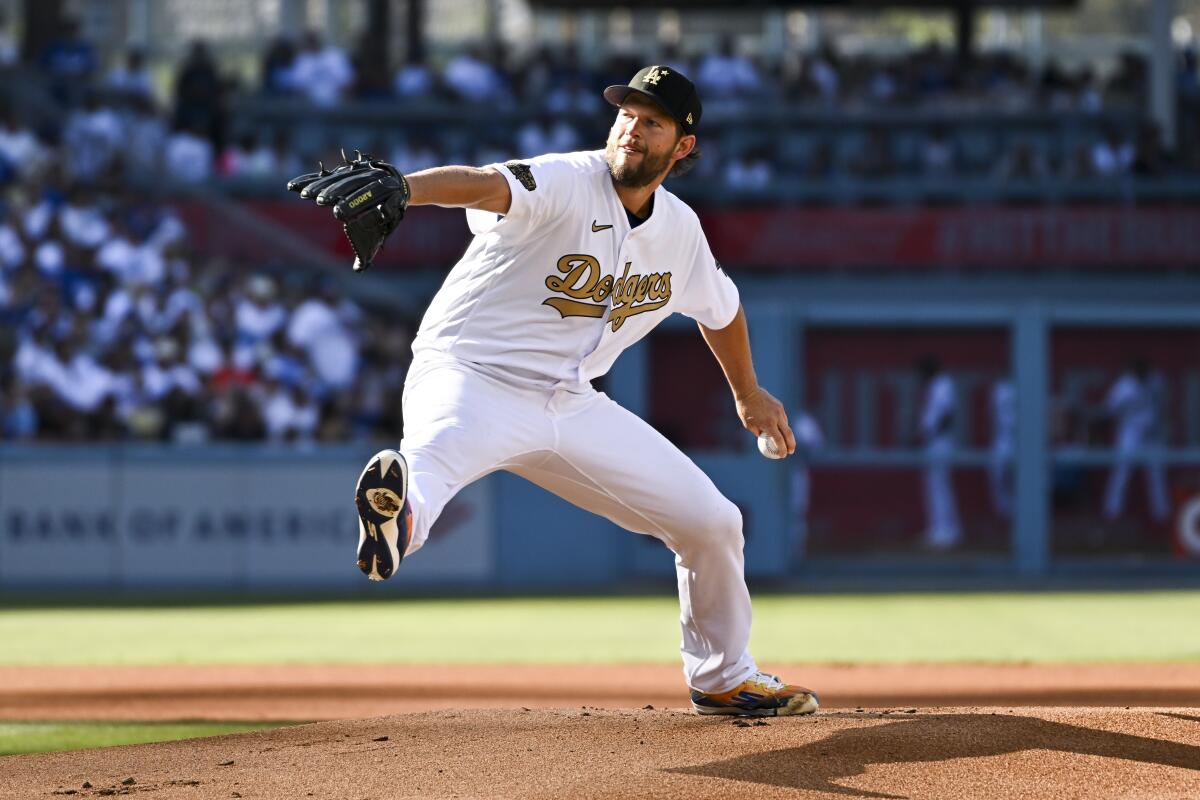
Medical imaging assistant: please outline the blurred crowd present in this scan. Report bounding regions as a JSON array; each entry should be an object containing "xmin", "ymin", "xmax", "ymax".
[
  {"xmin": 4, "ymin": 20, "xmax": 1198, "ymax": 194},
  {"xmin": 1, "ymin": 19, "xmax": 1198, "ymax": 444},
  {"xmin": 0, "ymin": 165, "xmax": 414, "ymax": 444}
]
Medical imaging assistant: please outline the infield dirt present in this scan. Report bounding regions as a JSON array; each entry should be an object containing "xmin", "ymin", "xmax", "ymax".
[
  {"xmin": 2, "ymin": 706, "xmax": 1199, "ymax": 799},
  {"xmin": 1, "ymin": 665, "xmax": 1199, "ymax": 798}
]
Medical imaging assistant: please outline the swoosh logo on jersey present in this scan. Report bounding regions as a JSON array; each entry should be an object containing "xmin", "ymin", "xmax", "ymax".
[
  {"xmin": 543, "ymin": 254, "xmax": 671, "ymax": 332},
  {"xmin": 591, "ymin": 220, "xmax": 613, "ymax": 232}
]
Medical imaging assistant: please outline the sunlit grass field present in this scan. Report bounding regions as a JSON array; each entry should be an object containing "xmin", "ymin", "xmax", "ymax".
[
  {"xmin": 3, "ymin": 591, "xmax": 1198, "ymax": 666},
  {"xmin": 0, "ymin": 721, "xmax": 293, "ymax": 757}
]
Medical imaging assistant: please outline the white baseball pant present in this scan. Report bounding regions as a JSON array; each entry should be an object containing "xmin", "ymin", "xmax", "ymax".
[
  {"xmin": 922, "ymin": 436, "xmax": 961, "ymax": 548},
  {"xmin": 397, "ymin": 354, "xmax": 758, "ymax": 694}
]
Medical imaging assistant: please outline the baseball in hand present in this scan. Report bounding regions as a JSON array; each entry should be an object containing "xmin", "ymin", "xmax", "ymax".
[{"xmin": 757, "ymin": 432, "xmax": 786, "ymax": 460}]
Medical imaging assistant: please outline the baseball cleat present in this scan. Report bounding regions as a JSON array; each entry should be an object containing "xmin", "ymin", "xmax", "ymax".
[
  {"xmin": 690, "ymin": 672, "xmax": 819, "ymax": 717},
  {"xmin": 354, "ymin": 449, "xmax": 412, "ymax": 582}
]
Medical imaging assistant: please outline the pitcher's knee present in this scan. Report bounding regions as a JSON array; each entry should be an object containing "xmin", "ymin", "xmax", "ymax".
[{"xmin": 679, "ymin": 497, "xmax": 744, "ymax": 552}]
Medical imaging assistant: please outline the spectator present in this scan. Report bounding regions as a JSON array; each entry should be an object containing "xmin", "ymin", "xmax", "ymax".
[
  {"xmin": 261, "ymin": 36, "xmax": 298, "ymax": 94},
  {"xmin": 39, "ymin": 17, "xmax": 97, "ymax": 104},
  {"xmin": 123, "ymin": 96, "xmax": 168, "ymax": 175},
  {"xmin": 544, "ymin": 71, "xmax": 602, "ymax": 116},
  {"xmin": 1091, "ymin": 125, "xmax": 1134, "ymax": 176},
  {"xmin": 234, "ymin": 274, "xmax": 286, "ymax": 363},
  {"xmin": 918, "ymin": 126, "xmax": 958, "ymax": 177},
  {"xmin": 287, "ymin": 280, "xmax": 358, "ymax": 390},
  {"xmin": 173, "ymin": 40, "xmax": 224, "ymax": 145},
  {"xmin": 696, "ymin": 35, "xmax": 763, "ymax": 102},
  {"xmin": 62, "ymin": 93, "xmax": 125, "ymax": 182},
  {"xmin": 218, "ymin": 132, "xmax": 277, "ymax": 177},
  {"xmin": 164, "ymin": 122, "xmax": 216, "ymax": 184},
  {"xmin": 864, "ymin": 58, "xmax": 899, "ymax": 105},
  {"xmin": 515, "ymin": 114, "xmax": 579, "ymax": 158},
  {"xmin": 0, "ymin": 217, "xmax": 24, "ymax": 270},
  {"xmin": 291, "ymin": 31, "xmax": 355, "ymax": 107},
  {"xmin": 389, "ymin": 137, "xmax": 440, "ymax": 174},
  {"xmin": 106, "ymin": 49, "xmax": 155, "ymax": 102},
  {"xmin": 394, "ymin": 51, "xmax": 435, "ymax": 99},
  {"xmin": 56, "ymin": 191, "xmax": 107, "ymax": 261},
  {"xmin": 1075, "ymin": 66, "xmax": 1103, "ymax": 113},
  {"xmin": 443, "ymin": 45, "xmax": 508, "ymax": 103},
  {"xmin": 1, "ymin": 377, "xmax": 37, "ymax": 439},
  {"xmin": 260, "ymin": 379, "xmax": 319, "ymax": 442},
  {"xmin": 807, "ymin": 45, "xmax": 841, "ymax": 105},
  {"xmin": 0, "ymin": 107, "xmax": 47, "ymax": 181},
  {"xmin": 723, "ymin": 146, "xmax": 774, "ymax": 190},
  {"xmin": 212, "ymin": 385, "xmax": 266, "ymax": 440}
]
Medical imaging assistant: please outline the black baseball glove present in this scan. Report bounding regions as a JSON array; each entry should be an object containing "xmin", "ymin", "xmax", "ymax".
[{"xmin": 287, "ymin": 151, "xmax": 410, "ymax": 272}]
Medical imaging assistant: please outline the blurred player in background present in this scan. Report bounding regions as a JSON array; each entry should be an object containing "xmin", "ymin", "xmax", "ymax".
[
  {"xmin": 916, "ymin": 356, "xmax": 960, "ymax": 551},
  {"xmin": 788, "ymin": 410, "xmax": 823, "ymax": 565},
  {"xmin": 1103, "ymin": 357, "xmax": 1169, "ymax": 523},
  {"xmin": 989, "ymin": 377, "xmax": 1015, "ymax": 520}
]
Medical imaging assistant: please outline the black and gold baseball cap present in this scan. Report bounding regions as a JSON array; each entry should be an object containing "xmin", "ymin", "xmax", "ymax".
[{"xmin": 603, "ymin": 65, "xmax": 702, "ymax": 135}]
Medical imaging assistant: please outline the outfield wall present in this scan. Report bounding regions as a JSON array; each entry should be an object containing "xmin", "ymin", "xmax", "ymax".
[
  {"xmin": 0, "ymin": 445, "xmax": 794, "ymax": 591},
  {"xmin": 1, "ymin": 440, "xmax": 1197, "ymax": 593}
]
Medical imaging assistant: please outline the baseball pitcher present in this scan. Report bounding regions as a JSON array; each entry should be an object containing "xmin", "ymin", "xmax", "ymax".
[{"xmin": 288, "ymin": 66, "xmax": 818, "ymax": 717}]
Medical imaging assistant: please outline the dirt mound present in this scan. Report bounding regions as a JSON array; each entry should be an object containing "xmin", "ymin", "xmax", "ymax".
[
  {"xmin": 3, "ymin": 707, "xmax": 1198, "ymax": 799},
  {"xmin": 4, "ymin": 663, "xmax": 1200, "ymax": 721}
]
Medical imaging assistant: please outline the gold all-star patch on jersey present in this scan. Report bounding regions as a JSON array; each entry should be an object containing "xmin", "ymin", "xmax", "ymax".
[{"xmin": 543, "ymin": 255, "xmax": 672, "ymax": 332}]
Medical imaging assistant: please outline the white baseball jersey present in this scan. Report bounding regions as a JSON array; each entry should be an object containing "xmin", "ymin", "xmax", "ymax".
[{"xmin": 411, "ymin": 150, "xmax": 740, "ymax": 389}]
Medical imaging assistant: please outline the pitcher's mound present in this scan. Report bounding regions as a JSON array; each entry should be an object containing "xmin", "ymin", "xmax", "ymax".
[{"xmin": 3, "ymin": 707, "xmax": 1199, "ymax": 799}]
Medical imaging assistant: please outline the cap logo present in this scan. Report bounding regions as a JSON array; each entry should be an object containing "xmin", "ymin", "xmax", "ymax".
[
  {"xmin": 686, "ymin": 112, "xmax": 693, "ymax": 125},
  {"xmin": 643, "ymin": 66, "xmax": 668, "ymax": 86}
]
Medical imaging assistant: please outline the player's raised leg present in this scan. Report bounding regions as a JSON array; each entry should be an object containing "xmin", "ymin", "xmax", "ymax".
[
  {"xmin": 510, "ymin": 390, "xmax": 818, "ymax": 716},
  {"xmin": 355, "ymin": 357, "xmax": 550, "ymax": 581}
]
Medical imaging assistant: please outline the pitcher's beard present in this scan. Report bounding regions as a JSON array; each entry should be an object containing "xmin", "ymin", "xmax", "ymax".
[{"xmin": 605, "ymin": 141, "xmax": 673, "ymax": 188}]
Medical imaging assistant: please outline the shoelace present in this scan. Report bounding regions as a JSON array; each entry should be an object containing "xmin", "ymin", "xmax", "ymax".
[{"xmin": 746, "ymin": 672, "xmax": 786, "ymax": 691}]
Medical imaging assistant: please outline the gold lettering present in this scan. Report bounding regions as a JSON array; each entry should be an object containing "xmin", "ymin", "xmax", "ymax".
[
  {"xmin": 543, "ymin": 297, "xmax": 606, "ymax": 319},
  {"xmin": 541, "ymin": 255, "xmax": 673, "ymax": 332},
  {"xmin": 348, "ymin": 189, "xmax": 373, "ymax": 209},
  {"xmin": 592, "ymin": 275, "xmax": 614, "ymax": 303},
  {"xmin": 545, "ymin": 254, "xmax": 601, "ymax": 298},
  {"xmin": 611, "ymin": 261, "xmax": 632, "ymax": 301},
  {"xmin": 608, "ymin": 299, "xmax": 669, "ymax": 331}
]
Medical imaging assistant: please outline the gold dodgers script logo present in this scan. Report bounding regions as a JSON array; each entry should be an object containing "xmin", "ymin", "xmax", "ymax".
[{"xmin": 543, "ymin": 254, "xmax": 671, "ymax": 332}]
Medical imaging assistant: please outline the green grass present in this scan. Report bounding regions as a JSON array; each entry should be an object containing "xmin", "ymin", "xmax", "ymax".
[
  {"xmin": 1, "ymin": 592, "xmax": 1199, "ymax": 666},
  {"xmin": 0, "ymin": 721, "xmax": 294, "ymax": 756}
]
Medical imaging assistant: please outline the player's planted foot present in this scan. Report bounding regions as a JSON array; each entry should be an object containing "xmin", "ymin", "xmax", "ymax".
[
  {"xmin": 690, "ymin": 671, "xmax": 819, "ymax": 717},
  {"xmin": 354, "ymin": 449, "xmax": 412, "ymax": 581}
]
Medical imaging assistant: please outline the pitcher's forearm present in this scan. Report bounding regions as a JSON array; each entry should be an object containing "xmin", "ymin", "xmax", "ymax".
[
  {"xmin": 699, "ymin": 306, "xmax": 759, "ymax": 399},
  {"xmin": 405, "ymin": 166, "xmax": 512, "ymax": 214}
]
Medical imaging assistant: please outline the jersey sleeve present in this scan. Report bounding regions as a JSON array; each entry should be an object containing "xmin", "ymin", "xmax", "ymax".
[
  {"xmin": 464, "ymin": 154, "xmax": 579, "ymax": 240},
  {"xmin": 674, "ymin": 230, "xmax": 740, "ymax": 329}
]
